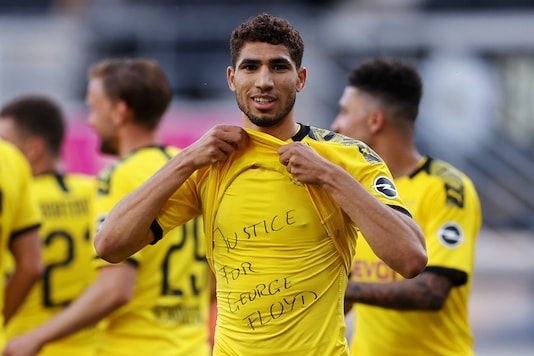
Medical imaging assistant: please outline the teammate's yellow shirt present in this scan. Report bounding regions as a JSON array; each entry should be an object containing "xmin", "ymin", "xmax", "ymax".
[
  {"xmin": 153, "ymin": 125, "xmax": 410, "ymax": 355},
  {"xmin": 0, "ymin": 140, "xmax": 41, "ymax": 349},
  {"xmin": 350, "ymin": 156, "xmax": 482, "ymax": 356},
  {"xmin": 5, "ymin": 173, "xmax": 99, "ymax": 356},
  {"xmin": 95, "ymin": 146, "xmax": 211, "ymax": 356}
]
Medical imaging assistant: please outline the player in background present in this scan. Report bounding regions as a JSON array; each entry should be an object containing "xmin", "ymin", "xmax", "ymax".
[
  {"xmin": 0, "ymin": 96, "xmax": 99, "ymax": 356},
  {"xmin": 2, "ymin": 59, "xmax": 212, "ymax": 356},
  {"xmin": 332, "ymin": 58, "xmax": 481, "ymax": 355},
  {"xmin": 0, "ymin": 138, "xmax": 42, "ymax": 349}
]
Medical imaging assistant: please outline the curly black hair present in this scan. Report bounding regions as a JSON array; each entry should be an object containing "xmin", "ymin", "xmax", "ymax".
[
  {"xmin": 230, "ymin": 13, "xmax": 304, "ymax": 69},
  {"xmin": 348, "ymin": 58, "xmax": 422, "ymax": 123}
]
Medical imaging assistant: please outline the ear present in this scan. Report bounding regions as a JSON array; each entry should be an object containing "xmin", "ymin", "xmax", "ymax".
[
  {"xmin": 369, "ymin": 110, "xmax": 386, "ymax": 134},
  {"xmin": 227, "ymin": 66, "xmax": 236, "ymax": 92},
  {"xmin": 24, "ymin": 136, "xmax": 45, "ymax": 165},
  {"xmin": 112, "ymin": 100, "xmax": 129, "ymax": 125},
  {"xmin": 296, "ymin": 67, "xmax": 307, "ymax": 92}
]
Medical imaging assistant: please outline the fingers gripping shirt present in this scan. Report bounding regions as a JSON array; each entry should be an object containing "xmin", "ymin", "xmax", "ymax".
[{"xmin": 154, "ymin": 125, "xmax": 408, "ymax": 355}]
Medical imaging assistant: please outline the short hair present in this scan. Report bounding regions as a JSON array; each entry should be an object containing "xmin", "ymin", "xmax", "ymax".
[
  {"xmin": 348, "ymin": 58, "xmax": 423, "ymax": 123},
  {"xmin": 0, "ymin": 96, "xmax": 65, "ymax": 157},
  {"xmin": 230, "ymin": 13, "xmax": 305, "ymax": 69},
  {"xmin": 88, "ymin": 58, "xmax": 172, "ymax": 130}
]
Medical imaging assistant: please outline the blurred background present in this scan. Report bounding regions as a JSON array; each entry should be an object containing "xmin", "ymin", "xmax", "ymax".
[{"xmin": 0, "ymin": 1, "xmax": 533, "ymax": 354}]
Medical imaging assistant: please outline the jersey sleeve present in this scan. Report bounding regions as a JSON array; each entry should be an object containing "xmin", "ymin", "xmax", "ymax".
[
  {"xmin": 10, "ymin": 144, "xmax": 41, "ymax": 238},
  {"xmin": 153, "ymin": 169, "xmax": 204, "ymax": 242},
  {"xmin": 317, "ymin": 140, "xmax": 410, "ymax": 214},
  {"xmin": 95, "ymin": 166, "xmax": 150, "ymax": 267},
  {"xmin": 97, "ymin": 167, "xmax": 139, "ymax": 215},
  {"xmin": 422, "ymin": 174, "xmax": 481, "ymax": 284}
]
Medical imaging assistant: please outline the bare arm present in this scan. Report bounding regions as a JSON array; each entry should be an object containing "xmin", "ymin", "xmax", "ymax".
[
  {"xmin": 2, "ymin": 264, "xmax": 136, "ymax": 356},
  {"xmin": 345, "ymin": 271, "xmax": 454, "ymax": 310},
  {"xmin": 95, "ymin": 125, "xmax": 249, "ymax": 263},
  {"xmin": 4, "ymin": 229, "xmax": 43, "ymax": 324},
  {"xmin": 279, "ymin": 142, "xmax": 427, "ymax": 278},
  {"xmin": 320, "ymin": 167, "xmax": 426, "ymax": 278}
]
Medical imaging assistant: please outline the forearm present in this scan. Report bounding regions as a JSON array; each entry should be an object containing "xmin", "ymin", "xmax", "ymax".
[
  {"xmin": 95, "ymin": 152, "xmax": 196, "ymax": 262},
  {"xmin": 320, "ymin": 166, "xmax": 427, "ymax": 278},
  {"xmin": 4, "ymin": 269, "xmax": 40, "ymax": 323},
  {"xmin": 28, "ymin": 267, "xmax": 133, "ymax": 347},
  {"xmin": 345, "ymin": 272, "xmax": 452, "ymax": 310}
]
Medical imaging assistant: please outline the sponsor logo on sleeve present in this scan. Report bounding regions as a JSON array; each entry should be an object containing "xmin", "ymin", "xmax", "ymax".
[
  {"xmin": 437, "ymin": 222, "xmax": 464, "ymax": 248},
  {"xmin": 371, "ymin": 176, "xmax": 399, "ymax": 199}
]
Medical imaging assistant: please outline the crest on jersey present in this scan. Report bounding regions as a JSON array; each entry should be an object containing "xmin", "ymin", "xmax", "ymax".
[
  {"xmin": 371, "ymin": 176, "xmax": 398, "ymax": 199},
  {"xmin": 437, "ymin": 222, "xmax": 464, "ymax": 248}
]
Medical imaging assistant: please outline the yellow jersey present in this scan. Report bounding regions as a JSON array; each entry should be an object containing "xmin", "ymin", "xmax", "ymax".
[
  {"xmin": 95, "ymin": 146, "xmax": 211, "ymax": 356},
  {"xmin": 5, "ymin": 173, "xmax": 99, "ymax": 356},
  {"xmin": 350, "ymin": 156, "xmax": 482, "ymax": 356},
  {"xmin": 0, "ymin": 140, "xmax": 41, "ymax": 348},
  {"xmin": 153, "ymin": 125, "xmax": 410, "ymax": 355}
]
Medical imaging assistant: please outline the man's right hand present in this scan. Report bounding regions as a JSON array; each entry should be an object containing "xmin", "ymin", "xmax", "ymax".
[{"xmin": 181, "ymin": 125, "xmax": 249, "ymax": 170}]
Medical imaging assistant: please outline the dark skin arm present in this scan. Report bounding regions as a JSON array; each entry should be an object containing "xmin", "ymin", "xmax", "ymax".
[{"xmin": 345, "ymin": 271, "xmax": 455, "ymax": 311}]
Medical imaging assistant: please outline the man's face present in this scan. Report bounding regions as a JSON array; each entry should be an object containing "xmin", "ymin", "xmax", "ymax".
[
  {"xmin": 86, "ymin": 78, "xmax": 119, "ymax": 155},
  {"xmin": 331, "ymin": 86, "xmax": 374, "ymax": 145},
  {"xmin": 227, "ymin": 42, "xmax": 306, "ymax": 129}
]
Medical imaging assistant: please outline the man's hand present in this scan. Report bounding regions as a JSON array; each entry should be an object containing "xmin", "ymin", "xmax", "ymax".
[
  {"xmin": 278, "ymin": 142, "xmax": 332, "ymax": 185},
  {"xmin": 182, "ymin": 125, "xmax": 249, "ymax": 170},
  {"xmin": 3, "ymin": 334, "xmax": 42, "ymax": 356}
]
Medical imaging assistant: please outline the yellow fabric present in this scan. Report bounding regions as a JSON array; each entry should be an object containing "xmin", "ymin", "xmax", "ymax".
[
  {"xmin": 0, "ymin": 140, "xmax": 42, "ymax": 348},
  {"xmin": 5, "ymin": 173, "xmax": 99, "ymax": 356},
  {"xmin": 156, "ymin": 126, "xmax": 408, "ymax": 355},
  {"xmin": 350, "ymin": 157, "xmax": 482, "ymax": 356},
  {"xmin": 95, "ymin": 146, "xmax": 211, "ymax": 356}
]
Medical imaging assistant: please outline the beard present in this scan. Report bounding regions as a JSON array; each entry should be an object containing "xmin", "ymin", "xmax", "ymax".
[
  {"xmin": 236, "ymin": 91, "xmax": 296, "ymax": 128},
  {"xmin": 99, "ymin": 138, "xmax": 118, "ymax": 155}
]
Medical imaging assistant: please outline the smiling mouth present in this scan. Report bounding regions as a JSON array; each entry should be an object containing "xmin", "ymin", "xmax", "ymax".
[{"xmin": 253, "ymin": 97, "xmax": 274, "ymax": 103}]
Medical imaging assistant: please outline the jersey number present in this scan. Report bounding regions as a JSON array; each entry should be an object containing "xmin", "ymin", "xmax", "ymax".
[
  {"xmin": 42, "ymin": 230, "xmax": 75, "ymax": 308},
  {"xmin": 161, "ymin": 217, "xmax": 207, "ymax": 297}
]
